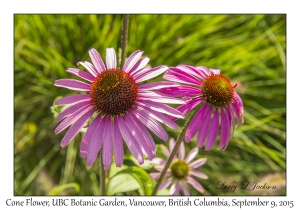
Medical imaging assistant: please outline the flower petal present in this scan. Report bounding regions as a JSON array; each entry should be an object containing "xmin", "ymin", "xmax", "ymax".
[
  {"xmin": 170, "ymin": 180, "xmax": 180, "ymax": 195},
  {"xmin": 54, "ymin": 79, "xmax": 91, "ymax": 91},
  {"xmin": 55, "ymin": 94, "xmax": 90, "ymax": 106},
  {"xmin": 190, "ymin": 170, "xmax": 209, "ymax": 179},
  {"xmin": 135, "ymin": 65, "xmax": 168, "ymax": 83},
  {"xmin": 112, "ymin": 118, "xmax": 124, "ymax": 167},
  {"xmin": 116, "ymin": 116, "xmax": 144, "ymax": 164},
  {"xmin": 181, "ymin": 181, "xmax": 190, "ymax": 196},
  {"xmin": 197, "ymin": 105, "xmax": 213, "ymax": 148},
  {"xmin": 163, "ymin": 67, "xmax": 201, "ymax": 86},
  {"xmin": 151, "ymin": 157, "xmax": 166, "ymax": 165},
  {"xmin": 189, "ymin": 158, "xmax": 207, "ymax": 168},
  {"xmin": 102, "ymin": 118, "xmax": 113, "ymax": 170},
  {"xmin": 159, "ymin": 86, "xmax": 201, "ymax": 97},
  {"xmin": 139, "ymin": 91, "xmax": 184, "ymax": 104},
  {"xmin": 177, "ymin": 64, "xmax": 206, "ymax": 79},
  {"xmin": 60, "ymin": 109, "xmax": 94, "ymax": 148},
  {"xmin": 80, "ymin": 115, "xmax": 101, "ymax": 158},
  {"xmin": 185, "ymin": 103, "xmax": 207, "ymax": 142},
  {"xmin": 138, "ymin": 82, "xmax": 180, "ymax": 91},
  {"xmin": 123, "ymin": 50, "xmax": 143, "ymax": 72},
  {"xmin": 66, "ymin": 68, "xmax": 95, "ymax": 82},
  {"xmin": 137, "ymin": 99, "xmax": 184, "ymax": 119},
  {"xmin": 196, "ymin": 66, "xmax": 211, "ymax": 76},
  {"xmin": 56, "ymin": 100, "xmax": 91, "ymax": 122},
  {"xmin": 106, "ymin": 48, "xmax": 117, "ymax": 70},
  {"xmin": 185, "ymin": 147, "xmax": 199, "ymax": 163},
  {"xmin": 169, "ymin": 138, "xmax": 176, "ymax": 152},
  {"xmin": 187, "ymin": 176, "xmax": 204, "ymax": 193},
  {"xmin": 158, "ymin": 177, "xmax": 173, "ymax": 190},
  {"xmin": 205, "ymin": 109, "xmax": 219, "ymax": 151},
  {"xmin": 160, "ymin": 144, "xmax": 170, "ymax": 158},
  {"xmin": 170, "ymin": 98, "xmax": 203, "ymax": 121},
  {"xmin": 78, "ymin": 61, "xmax": 98, "ymax": 77},
  {"xmin": 129, "ymin": 57, "xmax": 150, "ymax": 75},
  {"xmin": 178, "ymin": 142, "xmax": 185, "ymax": 160},
  {"xmin": 86, "ymin": 118, "xmax": 105, "ymax": 166},
  {"xmin": 219, "ymin": 109, "xmax": 230, "ymax": 150},
  {"xmin": 89, "ymin": 48, "xmax": 106, "ymax": 73}
]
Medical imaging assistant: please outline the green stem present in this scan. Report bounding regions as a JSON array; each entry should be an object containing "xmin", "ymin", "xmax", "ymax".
[
  {"xmin": 121, "ymin": 14, "xmax": 129, "ymax": 68},
  {"xmin": 99, "ymin": 149, "xmax": 106, "ymax": 195},
  {"xmin": 152, "ymin": 105, "xmax": 202, "ymax": 195}
]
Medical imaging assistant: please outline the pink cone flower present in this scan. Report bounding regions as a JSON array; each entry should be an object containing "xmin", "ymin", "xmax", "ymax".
[
  {"xmin": 161, "ymin": 65, "xmax": 244, "ymax": 150},
  {"xmin": 54, "ymin": 48, "xmax": 185, "ymax": 169},
  {"xmin": 150, "ymin": 138, "xmax": 208, "ymax": 195}
]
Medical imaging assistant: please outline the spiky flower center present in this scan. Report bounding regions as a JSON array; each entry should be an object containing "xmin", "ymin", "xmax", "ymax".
[
  {"xmin": 171, "ymin": 160, "xmax": 190, "ymax": 179},
  {"xmin": 202, "ymin": 74, "xmax": 234, "ymax": 107},
  {"xmin": 90, "ymin": 69, "xmax": 138, "ymax": 116}
]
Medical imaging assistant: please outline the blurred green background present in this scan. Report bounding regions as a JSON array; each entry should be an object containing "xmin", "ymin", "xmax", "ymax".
[{"xmin": 14, "ymin": 14, "xmax": 286, "ymax": 196}]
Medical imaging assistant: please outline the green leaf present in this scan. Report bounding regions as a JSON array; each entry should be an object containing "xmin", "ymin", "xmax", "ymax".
[
  {"xmin": 47, "ymin": 183, "xmax": 80, "ymax": 195},
  {"xmin": 106, "ymin": 174, "xmax": 140, "ymax": 195}
]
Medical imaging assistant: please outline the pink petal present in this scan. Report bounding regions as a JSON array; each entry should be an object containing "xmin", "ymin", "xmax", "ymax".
[
  {"xmin": 185, "ymin": 147, "xmax": 199, "ymax": 163},
  {"xmin": 80, "ymin": 115, "xmax": 101, "ymax": 158},
  {"xmin": 219, "ymin": 109, "xmax": 230, "ymax": 150},
  {"xmin": 138, "ymin": 82, "xmax": 179, "ymax": 91},
  {"xmin": 159, "ymin": 86, "xmax": 201, "ymax": 97},
  {"xmin": 181, "ymin": 181, "xmax": 190, "ymax": 196},
  {"xmin": 106, "ymin": 48, "xmax": 116, "ymax": 70},
  {"xmin": 169, "ymin": 138, "xmax": 176, "ymax": 152},
  {"xmin": 187, "ymin": 176, "xmax": 204, "ymax": 193},
  {"xmin": 112, "ymin": 118, "xmax": 124, "ymax": 167},
  {"xmin": 139, "ymin": 91, "xmax": 185, "ymax": 104},
  {"xmin": 102, "ymin": 118, "xmax": 113, "ymax": 170},
  {"xmin": 86, "ymin": 118, "xmax": 105, "ymax": 166},
  {"xmin": 137, "ymin": 99, "xmax": 184, "ymax": 119},
  {"xmin": 209, "ymin": 68, "xmax": 220, "ymax": 74},
  {"xmin": 195, "ymin": 66, "xmax": 211, "ymax": 76},
  {"xmin": 158, "ymin": 177, "xmax": 173, "ymax": 190},
  {"xmin": 56, "ymin": 100, "xmax": 91, "ymax": 122},
  {"xmin": 185, "ymin": 103, "xmax": 207, "ymax": 142},
  {"xmin": 129, "ymin": 57, "xmax": 150, "ymax": 75},
  {"xmin": 160, "ymin": 144, "xmax": 170, "ymax": 158},
  {"xmin": 77, "ymin": 61, "xmax": 98, "ymax": 77},
  {"xmin": 60, "ymin": 109, "xmax": 94, "ymax": 148},
  {"xmin": 66, "ymin": 68, "xmax": 95, "ymax": 82},
  {"xmin": 55, "ymin": 94, "xmax": 90, "ymax": 106},
  {"xmin": 189, "ymin": 158, "xmax": 207, "ymax": 168},
  {"xmin": 116, "ymin": 116, "xmax": 144, "ymax": 164},
  {"xmin": 135, "ymin": 65, "xmax": 168, "ymax": 83},
  {"xmin": 88, "ymin": 48, "xmax": 106, "ymax": 73},
  {"xmin": 178, "ymin": 142, "xmax": 185, "ymax": 160},
  {"xmin": 55, "ymin": 105, "xmax": 91, "ymax": 134},
  {"xmin": 205, "ymin": 109, "xmax": 219, "ymax": 151},
  {"xmin": 150, "ymin": 172, "xmax": 171, "ymax": 180},
  {"xmin": 132, "ymin": 109, "xmax": 168, "ymax": 141},
  {"xmin": 170, "ymin": 180, "xmax": 180, "ymax": 195},
  {"xmin": 190, "ymin": 170, "xmax": 209, "ymax": 179},
  {"xmin": 177, "ymin": 64, "xmax": 206, "ymax": 79},
  {"xmin": 54, "ymin": 79, "xmax": 91, "ymax": 91},
  {"xmin": 197, "ymin": 105, "xmax": 213, "ymax": 148},
  {"xmin": 151, "ymin": 157, "xmax": 166, "ymax": 165},
  {"xmin": 123, "ymin": 50, "xmax": 143, "ymax": 72},
  {"xmin": 163, "ymin": 67, "xmax": 201, "ymax": 86},
  {"xmin": 170, "ymin": 98, "xmax": 203, "ymax": 121}
]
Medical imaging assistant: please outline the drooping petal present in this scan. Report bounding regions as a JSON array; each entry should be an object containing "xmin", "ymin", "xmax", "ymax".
[
  {"xmin": 219, "ymin": 109, "xmax": 230, "ymax": 150},
  {"xmin": 185, "ymin": 103, "xmax": 207, "ymax": 142},
  {"xmin": 106, "ymin": 48, "xmax": 117, "ymax": 70},
  {"xmin": 86, "ymin": 118, "xmax": 106, "ymax": 166},
  {"xmin": 163, "ymin": 67, "xmax": 201, "ymax": 86},
  {"xmin": 151, "ymin": 157, "xmax": 166, "ymax": 165},
  {"xmin": 54, "ymin": 79, "xmax": 91, "ymax": 91},
  {"xmin": 112, "ymin": 118, "xmax": 124, "ymax": 167},
  {"xmin": 158, "ymin": 177, "xmax": 173, "ymax": 190},
  {"xmin": 55, "ymin": 105, "xmax": 91, "ymax": 134},
  {"xmin": 205, "ymin": 109, "xmax": 219, "ymax": 151},
  {"xmin": 123, "ymin": 50, "xmax": 143, "ymax": 72},
  {"xmin": 132, "ymin": 109, "xmax": 168, "ymax": 141},
  {"xmin": 137, "ymin": 99, "xmax": 184, "ymax": 119},
  {"xmin": 169, "ymin": 138, "xmax": 176, "ymax": 152},
  {"xmin": 88, "ymin": 48, "xmax": 106, "ymax": 73},
  {"xmin": 190, "ymin": 170, "xmax": 209, "ymax": 179},
  {"xmin": 159, "ymin": 86, "xmax": 201, "ymax": 97},
  {"xmin": 135, "ymin": 65, "xmax": 168, "ymax": 83},
  {"xmin": 66, "ymin": 68, "xmax": 95, "ymax": 82},
  {"xmin": 197, "ymin": 105, "xmax": 213, "ymax": 148},
  {"xmin": 178, "ymin": 142, "xmax": 185, "ymax": 160},
  {"xmin": 60, "ymin": 109, "xmax": 94, "ymax": 148},
  {"xmin": 56, "ymin": 101, "xmax": 91, "ymax": 122},
  {"xmin": 116, "ymin": 116, "xmax": 144, "ymax": 164},
  {"xmin": 55, "ymin": 94, "xmax": 90, "ymax": 106},
  {"xmin": 181, "ymin": 181, "xmax": 190, "ymax": 196},
  {"xmin": 170, "ymin": 180, "xmax": 180, "ymax": 195},
  {"xmin": 137, "ymin": 105, "xmax": 178, "ymax": 130},
  {"xmin": 189, "ymin": 158, "xmax": 207, "ymax": 168},
  {"xmin": 185, "ymin": 147, "xmax": 199, "ymax": 163},
  {"xmin": 187, "ymin": 176, "xmax": 204, "ymax": 193},
  {"xmin": 170, "ymin": 98, "xmax": 203, "ymax": 121},
  {"xmin": 80, "ymin": 115, "xmax": 101, "ymax": 158},
  {"xmin": 160, "ymin": 144, "xmax": 170, "ymax": 158},
  {"xmin": 102, "ymin": 118, "xmax": 113, "ymax": 170},
  {"xmin": 139, "ymin": 91, "xmax": 184, "ymax": 104},
  {"xmin": 150, "ymin": 172, "xmax": 171, "ymax": 180},
  {"xmin": 138, "ymin": 82, "xmax": 179, "ymax": 91}
]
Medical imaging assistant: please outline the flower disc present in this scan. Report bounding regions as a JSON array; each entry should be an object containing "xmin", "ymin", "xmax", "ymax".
[{"xmin": 171, "ymin": 160, "xmax": 190, "ymax": 179}]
